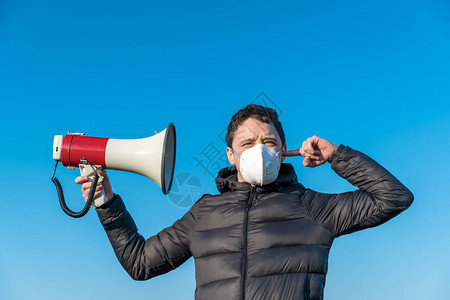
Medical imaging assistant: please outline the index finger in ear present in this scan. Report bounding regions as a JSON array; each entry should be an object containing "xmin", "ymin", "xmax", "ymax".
[{"xmin": 282, "ymin": 149, "xmax": 303, "ymax": 157}]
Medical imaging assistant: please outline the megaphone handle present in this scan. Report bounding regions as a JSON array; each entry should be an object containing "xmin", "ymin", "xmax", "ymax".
[{"xmin": 79, "ymin": 164, "xmax": 108, "ymax": 207}]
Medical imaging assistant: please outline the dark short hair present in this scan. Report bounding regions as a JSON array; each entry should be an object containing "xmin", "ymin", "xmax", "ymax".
[{"xmin": 225, "ymin": 104, "xmax": 285, "ymax": 148}]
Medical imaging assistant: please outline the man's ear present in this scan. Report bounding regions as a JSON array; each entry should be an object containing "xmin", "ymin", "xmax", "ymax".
[
  {"xmin": 280, "ymin": 144, "xmax": 287, "ymax": 162},
  {"xmin": 226, "ymin": 147, "xmax": 237, "ymax": 165}
]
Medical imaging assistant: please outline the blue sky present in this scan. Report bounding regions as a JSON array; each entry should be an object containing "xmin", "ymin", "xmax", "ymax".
[{"xmin": 0, "ymin": 0, "xmax": 449, "ymax": 299}]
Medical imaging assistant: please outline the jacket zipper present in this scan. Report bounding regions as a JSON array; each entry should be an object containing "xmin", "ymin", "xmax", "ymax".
[{"xmin": 240, "ymin": 186, "xmax": 257, "ymax": 300}]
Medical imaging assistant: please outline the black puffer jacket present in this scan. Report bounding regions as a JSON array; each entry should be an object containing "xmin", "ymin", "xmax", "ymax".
[{"xmin": 96, "ymin": 145, "xmax": 413, "ymax": 300}]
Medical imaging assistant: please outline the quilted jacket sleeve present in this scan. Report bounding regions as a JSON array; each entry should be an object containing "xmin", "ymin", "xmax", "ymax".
[
  {"xmin": 96, "ymin": 194, "xmax": 198, "ymax": 280},
  {"xmin": 303, "ymin": 144, "xmax": 414, "ymax": 237}
]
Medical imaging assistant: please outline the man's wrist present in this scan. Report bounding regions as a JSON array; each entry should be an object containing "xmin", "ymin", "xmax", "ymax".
[
  {"xmin": 93, "ymin": 192, "xmax": 115, "ymax": 208},
  {"xmin": 327, "ymin": 144, "xmax": 341, "ymax": 163},
  {"xmin": 106, "ymin": 191, "xmax": 115, "ymax": 200}
]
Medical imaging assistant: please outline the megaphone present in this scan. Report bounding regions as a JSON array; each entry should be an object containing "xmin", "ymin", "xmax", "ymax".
[{"xmin": 51, "ymin": 123, "xmax": 176, "ymax": 218}]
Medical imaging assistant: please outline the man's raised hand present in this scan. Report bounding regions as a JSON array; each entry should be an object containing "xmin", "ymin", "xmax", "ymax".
[
  {"xmin": 75, "ymin": 169, "xmax": 114, "ymax": 203},
  {"xmin": 282, "ymin": 135, "xmax": 338, "ymax": 168}
]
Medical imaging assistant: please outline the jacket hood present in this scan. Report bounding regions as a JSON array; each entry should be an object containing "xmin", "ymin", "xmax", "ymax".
[{"xmin": 215, "ymin": 163, "xmax": 299, "ymax": 194}]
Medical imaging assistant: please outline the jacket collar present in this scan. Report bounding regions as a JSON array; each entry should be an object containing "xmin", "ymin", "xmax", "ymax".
[{"xmin": 215, "ymin": 163, "xmax": 299, "ymax": 194}]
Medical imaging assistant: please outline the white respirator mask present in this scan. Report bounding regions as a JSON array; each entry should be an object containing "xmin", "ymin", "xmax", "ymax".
[{"xmin": 231, "ymin": 144, "xmax": 283, "ymax": 186}]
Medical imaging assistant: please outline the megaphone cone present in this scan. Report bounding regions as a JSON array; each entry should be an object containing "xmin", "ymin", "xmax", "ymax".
[{"xmin": 105, "ymin": 123, "xmax": 176, "ymax": 194}]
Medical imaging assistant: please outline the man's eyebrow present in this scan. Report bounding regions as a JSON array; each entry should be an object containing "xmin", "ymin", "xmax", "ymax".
[{"xmin": 237, "ymin": 138, "xmax": 255, "ymax": 144}]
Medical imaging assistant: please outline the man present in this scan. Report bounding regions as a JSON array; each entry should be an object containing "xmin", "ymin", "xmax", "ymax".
[{"xmin": 76, "ymin": 104, "xmax": 413, "ymax": 300}]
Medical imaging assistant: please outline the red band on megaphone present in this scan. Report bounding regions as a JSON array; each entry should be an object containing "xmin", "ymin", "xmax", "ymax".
[{"xmin": 61, "ymin": 135, "xmax": 109, "ymax": 168}]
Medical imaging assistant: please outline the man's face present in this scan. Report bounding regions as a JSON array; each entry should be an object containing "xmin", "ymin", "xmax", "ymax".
[{"xmin": 226, "ymin": 117, "xmax": 286, "ymax": 182}]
